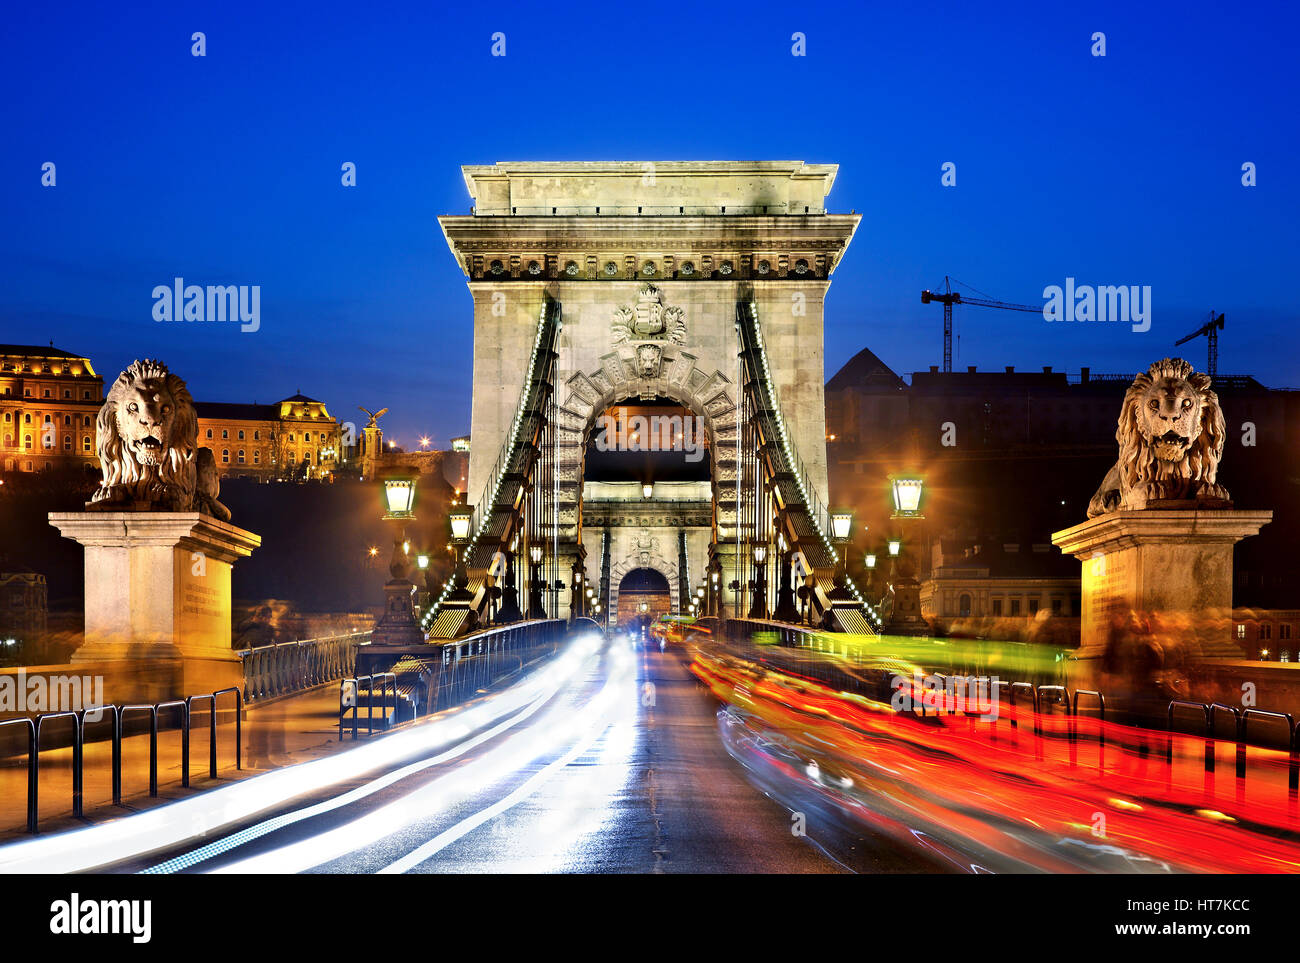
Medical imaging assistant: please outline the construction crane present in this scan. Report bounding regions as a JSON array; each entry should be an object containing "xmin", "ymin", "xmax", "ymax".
[
  {"xmin": 1174, "ymin": 312, "xmax": 1225, "ymax": 381},
  {"xmin": 921, "ymin": 276, "xmax": 1041, "ymax": 373}
]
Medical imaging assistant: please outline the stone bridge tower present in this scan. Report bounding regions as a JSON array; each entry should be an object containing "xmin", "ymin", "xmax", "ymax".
[{"xmin": 439, "ymin": 161, "xmax": 859, "ymax": 621}]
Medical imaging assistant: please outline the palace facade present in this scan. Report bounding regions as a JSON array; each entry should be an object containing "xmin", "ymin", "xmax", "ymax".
[
  {"xmin": 0, "ymin": 344, "xmax": 103, "ymax": 473},
  {"xmin": 196, "ymin": 394, "xmax": 342, "ymax": 480},
  {"xmin": 0, "ymin": 345, "xmax": 342, "ymax": 480}
]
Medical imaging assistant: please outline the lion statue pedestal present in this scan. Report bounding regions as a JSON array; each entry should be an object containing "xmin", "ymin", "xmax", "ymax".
[
  {"xmin": 47, "ymin": 360, "xmax": 259, "ymax": 701},
  {"xmin": 1052, "ymin": 358, "xmax": 1271, "ymax": 701}
]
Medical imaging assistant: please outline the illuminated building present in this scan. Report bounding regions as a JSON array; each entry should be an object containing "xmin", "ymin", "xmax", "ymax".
[
  {"xmin": 196, "ymin": 394, "xmax": 341, "ymax": 480},
  {"xmin": 0, "ymin": 344, "xmax": 103, "ymax": 473}
]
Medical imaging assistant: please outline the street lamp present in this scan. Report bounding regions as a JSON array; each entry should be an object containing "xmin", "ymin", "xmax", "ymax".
[
  {"xmin": 773, "ymin": 528, "xmax": 799, "ymax": 623},
  {"xmin": 371, "ymin": 467, "xmax": 425, "ymax": 646},
  {"xmin": 381, "ymin": 470, "xmax": 418, "ymax": 521},
  {"xmin": 642, "ymin": 482, "xmax": 654, "ymax": 499},
  {"xmin": 828, "ymin": 510, "xmax": 856, "ymax": 607},
  {"xmin": 885, "ymin": 472, "xmax": 928, "ymax": 636},
  {"xmin": 528, "ymin": 543, "xmax": 546, "ymax": 619},
  {"xmin": 749, "ymin": 543, "xmax": 769, "ymax": 620},
  {"xmin": 889, "ymin": 472, "xmax": 925, "ymax": 518},
  {"xmin": 494, "ymin": 534, "xmax": 523, "ymax": 625}
]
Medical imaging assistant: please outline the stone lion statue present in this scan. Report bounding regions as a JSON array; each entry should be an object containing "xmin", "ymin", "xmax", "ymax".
[
  {"xmin": 88, "ymin": 359, "xmax": 231, "ymax": 520},
  {"xmin": 1087, "ymin": 357, "xmax": 1229, "ymax": 517}
]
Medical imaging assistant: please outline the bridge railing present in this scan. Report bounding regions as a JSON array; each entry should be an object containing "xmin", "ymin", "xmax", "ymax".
[
  {"xmin": 1, "ymin": 686, "xmax": 243, "ymax": 834},
  {"xmin": 239, "ymin": 632, "xmax": 368, "ymax": 704},
  {"xmin": 424, "ymin": 298, "xmax": 563, "ymax": 628},
  {"xmin": 736, "ymin": 301, "xmax": 880, "ymax": 630}
]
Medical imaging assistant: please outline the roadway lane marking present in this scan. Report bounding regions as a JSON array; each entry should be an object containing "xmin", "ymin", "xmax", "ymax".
[
  {"xmin": 211, "ymin": 640, "xmax": 633, "ymax": 874},
  {"xmin": 143, "ymin": 692, "xmax": 553, "ymax": 874},
  {"xmin": 377, "ymin": 645, "xmax": 637, "ymax": 874}
]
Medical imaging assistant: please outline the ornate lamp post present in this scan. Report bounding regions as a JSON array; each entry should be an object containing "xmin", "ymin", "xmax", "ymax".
[
  {"xmin": 571, "ymin": 568, "xmax": 586, "ymax": 619},
  {"xmin": 748, "ymin": 543, "xmax": 768, "ymax": 620},
  {"xmin": 863, "ymin": 550, "xmax": 879, "ymax": 605},
  {"xmin": 885, "ymin": 471, "xmax": 928, "ymax": 636},
  {"xmin": 371, "ymin": 467, "xmax": 425, "ymax": 646},
  {"xmin": 444, "ymin": 507, "xmax": 475, "ymax": 625},
  {"xmin": 828, "ymin": 510, "xmax": 858, "ymax": 607},
  {"xmin": 414, "ymin": 549, "xmax": 431, "ymax": 616},
  {"xmin": 527, "ymin": 543, "xmax": 546, "ymax": 619},
  {"xmin": 495, "ymin": 535, "xmax": 523, "ymax": 624},
  {"xmin": 773, "ymin": 531, "xmax": 800, "ymax": 623},
  {"xmin": 708, "ymin": 564, "xmax": 721, "ymax": 617}
]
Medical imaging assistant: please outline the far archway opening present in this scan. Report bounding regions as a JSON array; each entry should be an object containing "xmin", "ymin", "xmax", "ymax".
[
  {"xmin": 584, "ymin": 397, "xmax": 711, "ymax": 484},
  {"xmin": 618, "ymin": 567, "xmax": 671, "ymax": 635}
]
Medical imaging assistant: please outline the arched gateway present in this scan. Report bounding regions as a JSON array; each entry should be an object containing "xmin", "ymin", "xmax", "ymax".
[{"xmin": 425, "ymin": 161, "xmax": 877, "ymax": 634}]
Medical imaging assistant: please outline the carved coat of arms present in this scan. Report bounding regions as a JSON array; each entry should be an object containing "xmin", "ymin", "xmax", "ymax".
[{"xmin": 611, "ymin": 283, "xmax": 686, "ymax": 346}]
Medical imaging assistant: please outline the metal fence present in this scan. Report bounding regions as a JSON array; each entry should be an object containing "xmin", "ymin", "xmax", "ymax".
[
  {"xmin": 239, "ymin": 632, "xmax": 367, "ymax": 704},
  {"xmin": 343, "ymin": 618, "xmax": 573, "ymax": 737},
  {"xmin": 1, "ymin": 687, "xmax": 242, "ymax": 834}
]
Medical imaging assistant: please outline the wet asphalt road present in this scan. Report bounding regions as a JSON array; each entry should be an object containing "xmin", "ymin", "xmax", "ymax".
[{"xmin": 114, "ymin": 633, "xmax": 929, "ymax": 874}]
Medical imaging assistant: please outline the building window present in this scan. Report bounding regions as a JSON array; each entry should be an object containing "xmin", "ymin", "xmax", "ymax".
[
  {"xmin": 237, "ymin": 449, "xmax": 245, "ymax": 464},
  {"xmin": 43, "ymin": 389, "xmax": 50, "ymax": 398},
  {"xmin": 83, "ymin": 416, "xmax": 91, "ymax": 427},
  {"xmin": 991, "ymin": 599, "xmax": 1003, "ymax": 617},
  {"xmin": 222, "ymin": 429, "xmax": 229, "ymax": 439},
  {"xmin": 238, "ymin": 430, "xmax": 245, "ymax": 440},
  {"xmin": 1261, "ymin": 624, "xmax": 1272, "ymax": 640},
  {"xmin": 253, "ymin": 450, "xmax": 260, "ymax": 464},
  {"xmin": 1028, "ymin": 598, "xmax": 1039, "ymax": 615},
  {"xmin": 206, "ymin": 429, "xmax": 213, "ymax": 439},
  {"xmin": 63, "ymin": 389, "xmax": 71, "ymax": 399},
  {"xmin": 1010, "ymin": 599, "xmax": 1021, "ymax": 616},
  {"xmin": 82, "ymin": 391, "xmax": 91, "ymax": 400},
  {"xmin": 63, "ymin": 415, "xmax": 71, "ymax": 426},
  {"xmin": 221, "ymin": 449, "xmax": 229, "ymax": 464},
  {"xmin": 1282, "ymin": 625, "xmax": 1293, "ymax": 640},
  {"xmin": 254, "ymin": 430, "xmax": 260, "ymax": 441},
  {"xmin": 63, "ymin": 435, "xmax": 71, "ymax": 450},
  {"xmin": 1236, "ymin": 624, "xmax": 1246, "ymax": 639},
  {"xmin": 958, "ymin": 593, "xmax": 971, "ymax": 617},
  {"xmin": 82, "ymin": 435, "xmax": 91, "ymax": 452},
  {"xmin": 1051, "ymin": 598, "xmax": 1063, "ymax": 615}
]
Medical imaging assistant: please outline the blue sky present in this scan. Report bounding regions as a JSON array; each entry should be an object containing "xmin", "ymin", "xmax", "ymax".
[{"xmin": 3, "ymin": 0, "xmax": 1297, "ymax": 448}]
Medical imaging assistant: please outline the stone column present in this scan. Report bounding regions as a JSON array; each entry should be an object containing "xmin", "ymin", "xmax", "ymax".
[
  {"xmin": 1052, "ymin": 509, "xmax": 1272, "ymax": 686},
  {"xmin": 48, "ymin": 511, "xmax": 260, "ymax": 697}
]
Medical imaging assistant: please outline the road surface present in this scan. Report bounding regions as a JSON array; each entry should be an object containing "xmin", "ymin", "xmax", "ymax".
[{"xmin": 47, "ymin": 630, "xmax": 933, "ymax": 874}]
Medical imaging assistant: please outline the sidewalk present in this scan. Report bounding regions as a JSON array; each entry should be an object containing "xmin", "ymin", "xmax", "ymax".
[{"xmin": 0, "ymin": 685, "xmax": 362, "ymax": 841}]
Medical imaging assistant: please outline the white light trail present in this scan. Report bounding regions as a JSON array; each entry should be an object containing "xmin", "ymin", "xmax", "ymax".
[
  {"xmin": 0, "ymin": 632, "xmax": 603, "ymax": 874},
  {"xmin": 212, "ymin": 639, "xmax": 634, "ymax": 874}
]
